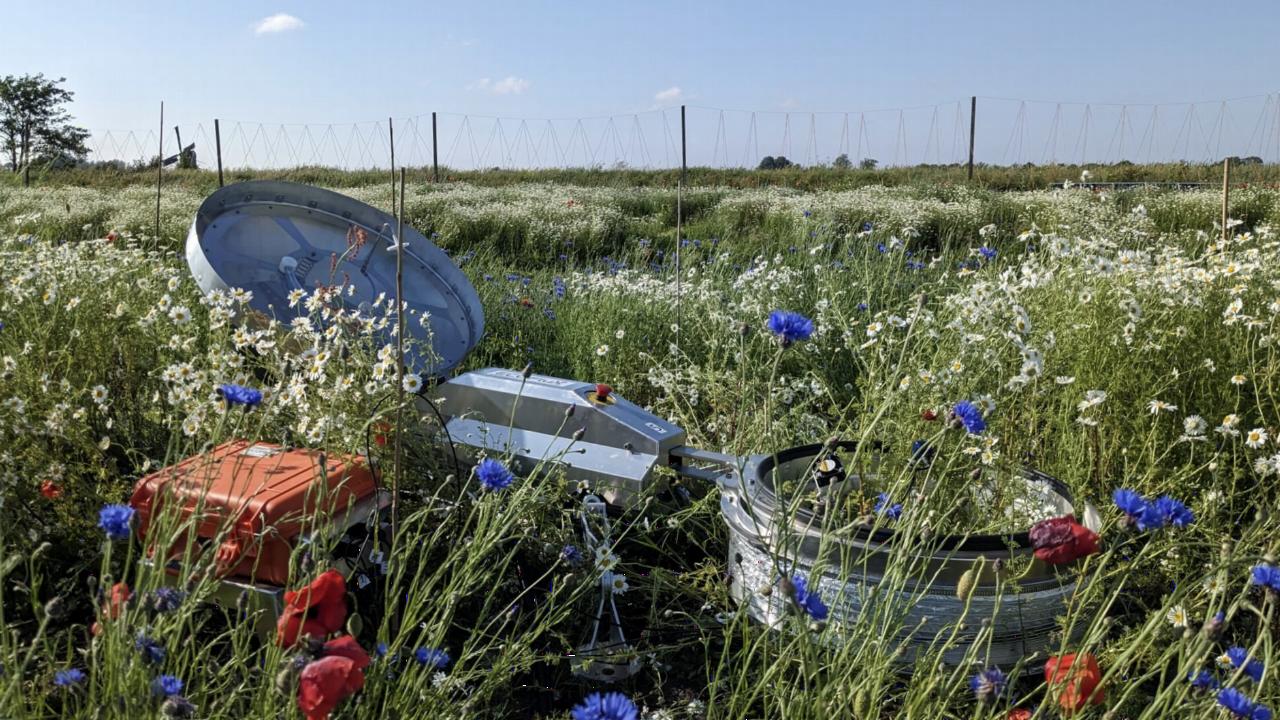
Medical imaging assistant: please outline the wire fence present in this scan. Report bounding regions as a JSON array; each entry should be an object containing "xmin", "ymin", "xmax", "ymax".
[{"xmin": 79, "ymin": 93, "xmax": 1280, "ymax": 172}]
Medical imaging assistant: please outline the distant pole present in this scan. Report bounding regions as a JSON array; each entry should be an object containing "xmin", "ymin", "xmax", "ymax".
[
  {"xmin": 393, "ymin": 167, "xmax": 406, "ymax": 535},
  {"xmin": 389, "ymin": 117, "xmax": 395, "ymax": 204},
  {"xmin": 967, "ymin": 96, "xmax": 976, "ymax": 180},
  {"xmin": 431, "ymin": 112, "xmax": 440, "ymax": 183},
  {"xmin": 214, "ymin": 119, "xmax": 224, "ymax": 186},
  {"xmin": 1221, "ymin": 157, "xmax": 1231, "ymax": 241},
  {"xmin": 155, "ymin": 102, "xmax": 164, "ymax": 241},
  {"xmin": 676, "ymin": 105, "xmax": 686, "ymax": 350}
]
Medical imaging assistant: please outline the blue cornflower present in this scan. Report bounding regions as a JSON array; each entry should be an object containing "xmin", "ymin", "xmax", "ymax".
[
  {"xmin": 475, "ymin": 458, "xmax": 514, "ymax": 492},
  {"xmin": 766, "ymin": 310, "xmax": 814, "ymax": 347},
  {"xmin": 1227, "ymin": 647, "xmax": 1265, "ymax": 682},
  {"xmin": 910, "ymin": 440, "xmax": 935, "ymax": 467},
  {"xmin": 856, "ymin": 302, "xmax": 868, "ymax": 312},
  {"xmin": 148, "ymin": 587, "xmax": 185, "ymax": 614},
  {"xmin": 952, "ymin": 401, "xmax": 986, "ymax": 435},
  {"xmin": 217, "ymin": 383, "xmax": 262, "ymax": 408},
  {"xmin": 1189, "ymin": 669, "xmax": 1219, "ymax": 690},
  {"xmin": 862, "ymin": 221, "xmax": 874, "ymax": 232},
  {"xmin": 151, "ymin": 675, "xmax": 183, "ymax": 697},
  {"xmin": 1112, "ymin": 488, "xmax": 1149, "ymax": 523},
  {"xmin": 1154, "ymin": 496, "xmax": 1195, "ymax": 528},
  {"xmin": 1218, "ymin": 687, "xmax": 1271, "ymax": 719},
  {"xmin": 571, "ymin": 691, "xmax": 639, "ymax": 720},
  {"xmin": 803, "ymin": 209, "xmax": 812, "ymax": 218},
  {"xmin": 97, "ymin": 504, "xmax": 134, "ymax": 541},
  {"xmin": 790, "ymin": 574, "xmax": 829, "ymax": 621},
  {"xmin": 969, "ymin": 666, "xmax": 1006, "ymax": 702},
  {"xmin": 53, "ymin": 668, "xmax": 85, "ymax": 688},
  {"xmin": 876, "ymin": 243, "xmax": 888, "ymax": 253},
  {"xmin": 1135, "ymin": 501, "xmax": 1168, "ymax": 531},
  {"xmin": 561, "ymin": 545, "xmax": 584, "ymax": 565},
  {"xmin": 135, "ymin": 634, "xmax": 166, "ymax": 664},
  {"xmin": 413, "ymin": 647, "xmax": 450, "ymax": 669},
  {"xmin": 1251, "ymin": 564, "xmax": 1280, "ymax": 592},
  {"xmin": 979, "ymin": 246, "xmax": 997, "ymax": 260},
  {"xmin": 874, "ymin": 492, "xmax": 903, "ymax": 520}
]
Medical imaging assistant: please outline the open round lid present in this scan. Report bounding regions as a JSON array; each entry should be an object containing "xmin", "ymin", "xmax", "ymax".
[{"xmin": 185, "ymin": 180, "xmax": 484, "ymax": 376}]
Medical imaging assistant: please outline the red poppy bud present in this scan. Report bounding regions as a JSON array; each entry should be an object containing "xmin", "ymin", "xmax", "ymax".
[
  {"xmin": 1029, "ymin": 515, "xmax": 1100, "ymax": 565},
  {"xmin": 372, "ymin": 421, "xmax": 391, "ymax": 447},
  {"xmin": 595, "ymin": 383, "xmax": 612, "ymax": 400},
  {"xmin": 40, "ymin": 479, "xmax": 62, "ymax": 499},
  {"xmin": 91, "ymin": 582, "xmax": 132, "ymax": 635},
  {"xmin": 1045, "ymin": 652, "xmax": 1104, "ymax": 713},
  {"xmin": 1007, "ymin": 710, "xmax": 1032, "ymax": 720},
  {"xmin": 921, "ymin": 408, "xmax": 938, "ymax": 421}
]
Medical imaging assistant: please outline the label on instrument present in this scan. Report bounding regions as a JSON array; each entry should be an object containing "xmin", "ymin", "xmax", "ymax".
[{"xmin": 241, "ymin": 444, "xmax": 280, "ymax": 458}]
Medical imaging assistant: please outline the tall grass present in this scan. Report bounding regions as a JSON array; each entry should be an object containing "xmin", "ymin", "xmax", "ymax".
[{"xmin": 0, "ymin": 181, "xmax": 1277, "ymax": 718}]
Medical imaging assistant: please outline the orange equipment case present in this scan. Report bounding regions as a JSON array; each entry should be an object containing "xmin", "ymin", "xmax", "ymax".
[{"xmin": 130, "ymin": 440, "xmax": 379, "ymax": 587}]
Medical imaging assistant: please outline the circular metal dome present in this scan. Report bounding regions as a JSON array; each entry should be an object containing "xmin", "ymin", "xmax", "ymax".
[
  {"xmin": 185, "ymin": 181, "xmax": 483, "ymax": 376},
  {"xmin": 720, "ymin": 442, "xmax": 1100, "ymax": 670}
]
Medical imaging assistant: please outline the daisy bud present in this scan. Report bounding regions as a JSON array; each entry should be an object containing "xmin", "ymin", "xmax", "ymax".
[
  {"xmin": 955, "ymin": 569, "xmax": 977, "ymax": 601},
  {"xmin": 737, "ymin": 322, "xmax": 750, "ymax": 337},
  {"xmin": 564, "ymin": 404, "xmax": 575, "ymax": 418},
  {"xmin": 758, "ymin": 585, "xmax": 773, "ymax": 597},
  {"xmin": 521, "ymin": 363, "xmax": 533, "ymax": 379},
  {"xmin": 572, "ymin": 428, "xmax": 586, "ymax": 441}
]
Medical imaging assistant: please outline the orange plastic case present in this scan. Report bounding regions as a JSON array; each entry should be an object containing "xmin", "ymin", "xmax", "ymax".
[{"xmin": 130, "ymin": 440, "xmax": 378, "ymax": 587}]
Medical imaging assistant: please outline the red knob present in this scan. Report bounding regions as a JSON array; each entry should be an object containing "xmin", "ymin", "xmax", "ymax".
[{"xmin": 595, "ymin": 383, "xmax": 612, "ymax": 400}]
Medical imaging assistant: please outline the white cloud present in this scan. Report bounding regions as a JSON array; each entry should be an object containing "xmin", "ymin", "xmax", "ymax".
[
  {"xmin": 654, "ymin": 86, "xmax": 683, "ymax": 104},
  {"xmin": 472, "ymin": 76, "xmax": 529, "ymax": 95},
  {"xmin": 253, "ymin": 13, "xmax": 304, "ymax": 35}
]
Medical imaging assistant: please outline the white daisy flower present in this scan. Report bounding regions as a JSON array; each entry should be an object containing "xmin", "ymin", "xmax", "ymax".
[{"xmin": 1246, "ymin": 428, "xmax": 1269, "ymax": 449}]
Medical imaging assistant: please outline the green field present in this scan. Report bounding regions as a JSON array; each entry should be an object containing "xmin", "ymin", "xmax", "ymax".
[{"xmin": 0, "ymin": 169, "xmax": 1278, "ymax": 719}]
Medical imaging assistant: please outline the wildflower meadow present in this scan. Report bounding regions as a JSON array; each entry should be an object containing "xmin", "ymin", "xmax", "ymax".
[{"xmin": 1, "ymin": 171, "xmax": 1280, "ymax": 720}]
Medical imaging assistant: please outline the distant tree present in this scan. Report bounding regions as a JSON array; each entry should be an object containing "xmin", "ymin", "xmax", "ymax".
[
  {"xmin": 1238, "ymin": 156, "xmax": 1264, "ymax": 166},
  {"xmin": 859, "ymin": 158, "xmax": 878, "ymax": 170},
  {"xmin": 0, "ymin": 74, "xmax": 89, "ymax": 172},
  {"xmin": 773, "ymin": 156, "xmax": 793, "ymax": 169},
  {"xmin": 758, "ymin": 155, "xmax": 777, "ymax": 170},
  {"xmin": 833, "ymin": 153, "xmax": 852, "ymax": 170}
]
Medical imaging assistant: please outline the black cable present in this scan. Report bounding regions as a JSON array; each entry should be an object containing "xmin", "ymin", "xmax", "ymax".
[{"xmin": 416, "ymin": 382, "xmax": 462, "ymax": 482}]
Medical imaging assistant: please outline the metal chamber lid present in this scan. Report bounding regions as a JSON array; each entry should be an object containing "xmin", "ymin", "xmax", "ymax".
[{"xmin": 186, "ymin": 181, "xmax": 484, "ymax": 376}]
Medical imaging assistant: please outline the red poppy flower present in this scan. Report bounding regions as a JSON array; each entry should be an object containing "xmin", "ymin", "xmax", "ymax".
[
  {"xmin": 40, "ymin": 479, "xmax": 62, "ymax": 499},
  {"xmin": 921, "ymin": 408, "xmax": 938, "ymax": 421},
  {"xmin": 276, "ymin": 570, "xmax": 348, "ymax": 647},
  {"xmin": 1029, "ymin": 515, "xmax": 1100, "ymax": 565},
  {"xmin": 297, "ymin": 655, "xmax": 365, "ymax": 720},
  {"xmin": 322, "ymin": 636, "xmax": 371, "ymax": 670},
  {"xmin": 105, "ymin": 230, "xmax": 118, "ymax": 243},
  {"xmin": 595, "ymin": 383, "xmax": 613, "ymax": 401},
  {"xmin": 1045, "ymin": 652, "xmax": 1105, "ymax": 714},
  {"xmin": 1006, "ymin": 710, "xmax": 1032, "ymax": 720}
]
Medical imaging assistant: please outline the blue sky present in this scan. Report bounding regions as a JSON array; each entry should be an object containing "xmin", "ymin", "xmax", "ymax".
[{"xmin": 4, "ymin": 0, "xmax": 1279, "ymax": 167}]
